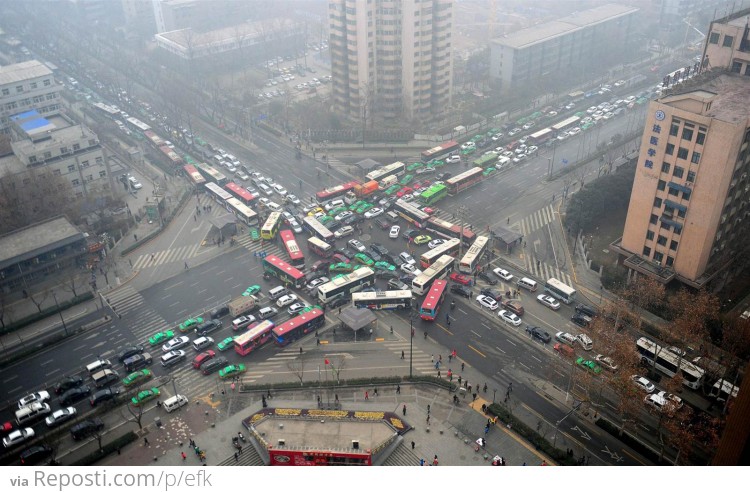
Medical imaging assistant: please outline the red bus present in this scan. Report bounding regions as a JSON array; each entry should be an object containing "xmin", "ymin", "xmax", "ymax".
[
  {"xmin": 234, "ymin": 320, "xmax": 275, "ymax": 356},
  {"xmin": 159, "ymin": 145, "xmax": 184, "ymax": 167},
  {"xmin": 419, "ymin": 279, "xmax": 448, "ymax": 321},
  {"xmin": 280, "ymin": 229, "xmax": 305, "ymax": 269},
  {"xmin": 272, "ymin": 308, "xmax": 326, "ymax": 346},
  {"xmin": 183, "ymin": 164, "xmax": 206, "ymax": 188},
  {"xmin": 445, "ymin": 167, "xmax": 485, "ymax": 195},
  {"xmin": 225, "ymin": 182, "xmax": 257, "ymax": 206},
  {"xmin": 421, "ymin": 140, "xmax": 460, "ymax": 163},
  {"xmin": 316, "ymin": 181, "xmax": 360, "ymax": 201},
  {"xmin": 426, "ymin": 217, "xmax": 476, "ymax": 244},
  {"xmin": 262, "ymin": 254, "xmax": 306, "ymax": 289}
]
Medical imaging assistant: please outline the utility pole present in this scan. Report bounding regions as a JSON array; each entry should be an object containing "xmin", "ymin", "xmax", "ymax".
[
  {"xmin": 51, "ymin": 292, "xmax": 68, "ymax": 336},
  {"xmin": 456, "ymin": 206, "xmax": 469, "ymax": 258}
]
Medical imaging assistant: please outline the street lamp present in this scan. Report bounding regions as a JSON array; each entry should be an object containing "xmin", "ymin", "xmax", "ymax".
[{"xmin": 51, "ymin": 292, "xmax": 68, "ymax": 336}]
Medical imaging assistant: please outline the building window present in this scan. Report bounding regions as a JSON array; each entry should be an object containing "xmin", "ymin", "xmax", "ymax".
[
  {"xmin": 646, "ymin": 230, "xmax": 655, "ymax": 240},
  {"xmin": 677, "ymin": 209, "xmax": 686, "ymax": 218},
  {"xmin": 81, "ymin": 160, "xmax": 89, "ymax": 168},
  {"xmin": 95, "ymin": 156, "xmax": 103, "ymax": 165},
  {"xmin": 723, "ymin": 35, "xmax": 734, "ymax": 47},
  {"xmin": 666, "ymin": 143, "xmax": 675, "ymax": 155},
  {"xmin": 746, "ymin": 65, "xmax": 750, "ymax": 77},
  {"xmin": 72, "ymin": 179, "xmax": 80, "ymax": 186},
  {"xmin": 661, "ymin": 162, "xmax": 670, "ymax": 173},
  {"xmin": 657, "ymin": 179, "xmax": 666, "ymax": 191},
  {"xmin": 43, "ymin": 152, "xmax": 51, "ymax": 159},
  {"xmin": 691, "ymin": 151, "xmax": 701, "ymax": 164},
  {"xmin": 650, "ymin": 214, "xmax": 658, "ymax": 225},
  {"xmin": 687, "ymin": 171, "xmax": 696, "ymax": 182},
  {"xmin": 673, "ymin": 166, "xmax": 684, "ymax": 178},
  {"xmin": 669, "ymin": 123, "xmax": 679, "ymax": 136},
  {"xmin": 29, "ymin": 156, "xmax": 37, "ymax": 164},
  {"xmin": 674, "ymin": 225, "xmax": 682, "ymax": 235},
  {"xmin": 668, "ymin": 187, "xmax": 679, "ymax": 197},
  {"xmin": 682, "ymin": 128, "xmax": 693, "ymax": 141},
  {"xmin": 709, "ymin": 32, "xmax": 720, "ymax": 44},
  {"xmin": 67, "ymin": 164, "xmax": 75, "ymax": 172},
  {"xmin": 643, "ymin": 246, "xmax": 652, "ymax": 257},
  {"xmin": 1, "ymin": 88, "xmax": 9, "ymax": 96},
  {"xmin": 73, "ymin": 143, "xmax": 80, "ymax": 151},
  {"xmin": 16, "ymin": 85, "xmax": 23, "ymax": 93},
  {"xmin": 732, "ymin": 61, "xmax": 742, "ymax": 73},
  {"xmin": 653, "ymin": 251, "xmax": 664, "ymax": 263},
  {"xmin": 53, "ymin": 169, "xmax": 61, "ymax": 176},
  {"xmin": 683, "ymin": 190, "xmax": 691, "ymax": 201},
  {"xmin": 677, "ymin": 147, "xmax": 688, "ymax": 160},
  {"xmin": 44, "ymin": 79, "xmax": 51, "ymax": 86},
  {"xmin": 30, "ymin": 82, "xmax": 37, "ymax": 89},
  {"xmin": 657, "ymin": 235, "xmax": 667, "ymax": 246},
  {"xmin": 99, "ymin": 170, "xmax": 106, "ymax": 177},
  {"xmin": 666, "ymin": 256, "xmax": 674, "ymax": 267},
  {"xmin": 696, "ymin": 132, "xmax": 705, "ymax": 145},
  {"xmin": 654, "ymin": 197, "xmax": 662, "ymax": 208}
]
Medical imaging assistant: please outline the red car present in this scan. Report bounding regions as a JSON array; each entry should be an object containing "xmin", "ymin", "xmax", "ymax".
[
  {"xmin": 396, "ymin": 186, "xmax": 413, "ymax": 197},
  {"xmin": 422, "ymin": 207, "xmax": 435, "ymax": 215},
  {"xmin": 450, "ymin": 272, "xmax": 472, "ymax": 286},
  {"xmin": 1, "ymin": 422, "xmax": 13, "ymax": 437},
  {"xmin": 192, "ymin": 350, "xmax": 216, "ymax": 369},
  {"xmin": 332, "ymin": 253, "xmax": 350, "ymax": 264}
]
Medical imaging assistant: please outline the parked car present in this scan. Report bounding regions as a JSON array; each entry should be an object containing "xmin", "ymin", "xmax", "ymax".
[
  {"xmin": 631, "ymin": 375, "xmax": 656, "ymax": 393},
  {"xmin": 525, "ymin": 326, "xmax": 551, "ymax": 343},
  {"xmin": 493, "ymin": 268, "xmax": 514, "ymax": 281}
]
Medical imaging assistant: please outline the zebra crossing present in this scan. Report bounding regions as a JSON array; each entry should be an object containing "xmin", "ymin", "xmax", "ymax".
[
  {"xmin": 383, "ymin": 340, "xmax": 444, "ymax": 377},
  {"xmin": 131, "ymin": 244, "xmax": 202, "ymax": 270},
  {"xmin": 523, "ymin": 257, "xmax": 573, "ymax": 286},
  {"xmin": 516, "ymin": 204, "xmax": 556, "ymax": 236}
]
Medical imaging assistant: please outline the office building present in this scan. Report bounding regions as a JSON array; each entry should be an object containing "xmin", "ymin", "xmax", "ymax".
[
  {"xmin": 328, "ymin": 0, "xmax": 454, "ymax": 121},
  {"xmin": 0, "ymin": 61, "xmax": 61, "ymax": 135},
  {"xmin": 703, "ymin": 7, "xmax": 750, "ymax": 75}
]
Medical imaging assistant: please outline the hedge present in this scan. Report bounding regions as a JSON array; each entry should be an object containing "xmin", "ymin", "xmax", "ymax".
[
  {"xmin": 71, "ymin": 431, "xmax": 139, "ymax": 466},
  {"xmin": 595, "ymin": 417, "xmax": 665, "ymax": 464},
  {"xmin": 241, "ymin": 375, "xmax": 453, "ymax": 393},
  {"xmin": 1, "ymin": 291, "xmax": 94, "ymax": 335}
]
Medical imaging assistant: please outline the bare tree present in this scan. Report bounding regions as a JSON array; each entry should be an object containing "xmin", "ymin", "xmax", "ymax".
[
  {"xmin": 0, "ymin": 291, "xmax": 15, "ymax": 330},
  {"xmin": 326, "ymin": 356, "xmax": 347, "ymax": 384},
  {"xmin": 59, "ymin": 272, "xmax": 84, "ymax": 299},
  {"xmin": 287, "ymin": 358, "xmax": 306, "ymax": 386},
  {"xmin": 26, "ymin": 287, "xmax": 51, "ymax": 314}
]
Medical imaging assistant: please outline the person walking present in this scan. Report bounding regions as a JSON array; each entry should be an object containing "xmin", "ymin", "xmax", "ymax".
[
  {"xmin": 396, "ymin": 384, "xmax": 401, "ymax": 394},
  {"xmin": 402, "ymin": 404, "xmax": 407, "ymax": 416},
  {"xmin": 461, "ymin": 362, "xmax": 465, "ymax": 371},
  {"xmin": 184, "ymin": 261, "xmax": 189, "ymax": 270},
  {"xmin": 234, "ymin": 452, "xmax": 239, "ymax": 462},
  {"xmin": 426, "ymin": 414, "xmax": 431, "ymax": 425},
  {"xmin": 181, "ymin": 452, "xmax": 187, "ymax": 461},
  {"xmin": 411, "ymin": 441, "xmax": 415, "ymax": 450},
  {"xmin": 143, "ymin": 437, "xmax": 150, "ymax": 446},
  {"xmin": 364, "ymin": 391, "xmax": 369, "ymax": 400},
  {"xmin": 401, "ymin": 350, "xmax": 405, "ymax": 360}
]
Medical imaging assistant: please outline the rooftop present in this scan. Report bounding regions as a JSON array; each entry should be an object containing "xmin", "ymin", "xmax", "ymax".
[
  {"xmin": 157, "ymin": 17, "xmax": 297, "ymax": 50},
  {"xmin": 12, "ymin": 119, "xmax": 97, "ymax": 153},
  {"xmin": 661, "ymin": 72, "xmax": 750, "ymax": 124},
  {"xmin": 0, "ymin": 216, "xmax": 85, "ymax": 267},
  {"xmin": 0, "ymin": 60, "xmax": 52, "ymax": 86},
  {"xmin": 715, "ymin": 6, "xmax": 750, "ymax": 28}
]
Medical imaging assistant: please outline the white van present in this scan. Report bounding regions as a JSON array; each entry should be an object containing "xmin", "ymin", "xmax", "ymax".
[
  {"xmin": 192, "ymin": 336, "xmax": 214, "ymax": 352},
  {"xmin": 127, "ymin": 176, "xmax": 143, "ymax": 190},
  {"xmin": 268, "ymin": 286, "xmax": 289, "ymax": 300},
  {"xmin": 86, "ymin": 359, "xmax": 112, "ymax": 374},
  {"xmin": 163, "ymin": 394, "xmax": 189, "ymax": 413},
  {"xmin": 576, "ymin": 333, "xmax": 593, "ymax": 351},
  {"xmin": 15, "ymin": 403, "xmax": 51, "ymax": 425},
  {"xmin": 324, "ymin": 199, "xmax": 345, "ymax": 211},
  {"xmin": 517, "ymin": 277, "xmax": 538, "ymax": 292},
  {"xmin": 379, "ymin": 176, "xmax": 398, "ymax": 189}
]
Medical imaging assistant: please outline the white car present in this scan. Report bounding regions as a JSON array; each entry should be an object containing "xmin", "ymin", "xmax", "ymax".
[
  {"xmin": 399, "ymin": 252, "xmax": 416, "ymax": 265},
  {"xmin": 276, "ymin": 294, "xmax": 298, "ymax": 308},
  {"xmin": 401, "ymin": 263, "xmax": 417, "ymax": 274},
  {"xmin": 287, "ymin": 302, "xmax": 307, "ymax": 315},
  {"xmin": 522, "ymin": 122, "xmax": 535, "ymax": 130},
  {"xmin": 271, "ymin": 184, "xmax": 287, "ymax": 196},
  {"xmin": 493, "ymin": 268, "xmax": 513, "ymax": 282},
  {"xmin": 460, "ymin": 142, "xmax": 476, "ymax": 150},
  {"xmin": 303, "ymin": 203, "xmax": 321, "ymax": 213},
  {"xmin": 595, "ymin": 354, "xmax": 618, "ymax": 372},
  {"xmin": 225, "ymin": 163, "xmax": 237, "ymax": 173},
  {"xmin": 526, "ymin": 145, "xmax": 538, "ymax": 155},
  {"xmin": 507, "ymin": 128, "xmax": 521, "ymax": 136},
  {"xmin": 364, "ymin": 207, "xmax": 384, "ymax": 218},
  {"xmin": 163, "ymin": 336, "xmax": 190, "ymax": 353},
  {"xmin": 614, "ymin": 80, "xmax": 626, "ymax": 87},
  {"xmin": 232, "ymin": 315, "xmax": 256, "ymax": 331},
  {"xmin": 446, "ymin": 155, "xmax": 461, "ymax": 164},
  {"xmin": 389, "ymin": 225, "xmax": 401, "ymax": 239},
  {"xmin": 288, "ymin": 218, "xmax": 303, "ymax": 234},
  {"xmin": 334, "ymin": 226, "xmax": 354, "ymax": 238},
  {"xmin": 335, "ymin": 211, "xmax": 353, "ymax": 221},
  {"xmin": 427, "ymin": 239, "xmax": 445, "ymax": 249},
  {"xmin": 3, "ymin": 428, "xmax": 35, "ymax": 448},
  {"xmin": 555, "ymin": 331, "xmax": 577, "ymax": 347},
  {"xmin": 498, "ymin": 310, "xmax": 522, "ymax": 326},
  {"xmin": 416, "ymin": 167, "xmax": 435, "ymax": 175},
  {"xmin": 491, "ymin": 133, "xmax": 504, "ymax": 141},
  {"xmin": 285, "ymin": 194, "xmax": 301, "ymax": 205},
  {"xmin": 348, "ymin": 239, "xmax": 366, "ymax": 252},
  {"xmin": 306, "ymin": 277, "xmax": 329, "ymax": 290},
  {"xmin": 45, "ymin": 406, "xmax": 78, "ymax": 427},
  {"xmin": 537, "ymin": 294, "xmax": 561, "ymax": 311},
  {"xmin": 476, "ymin": 294, "xmax": 498, "ymax": 310},
  {"xmin": 631, "ymin": 375, "xmax": 656, "ymax": 393},
  {"xmin": 17, "ymin": 391, "xmax": 50, "ymax": 409},
  {"xmin": 235, "ymin": 171, "xmax": 249, "ymax": 181}
]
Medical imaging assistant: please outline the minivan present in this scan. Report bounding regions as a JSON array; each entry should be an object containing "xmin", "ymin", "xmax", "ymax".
[
  {"xmin": 163, "ymin": 394, "xmax": 189, "ymax": 413},
  {"xmin": 575, "ymin": 303, "xmax": 598, "ymax": 318},
  {"xmin": 86, "ymin": 359, "xmax": 112, "ymax": 374},
  {"xmin": 576, "ymin": 333, "xmax": 593, "ymax": 351},
  {"xmin": 517, "ymin": 277, "xmax": 538, "ymax": 292},
  {"xmin": 92, "ymin": 369, "xmax": 119, "ymax": 388},
  {"xmin": 195, "ymin": 319, "xmax": 222, "ymax": 336},
  {"xmin": 324, "ymin": 199, "xmax": 345, "ymax": 211},
  {"xmin": 192, "ymin": 336, "xmax": 214, "ymax": 351},
  {"xmin": 123, "ymin": 353, "xmax": 152, "ymax": 372},
  {"xmin": 258, "ymin": 306, "xmax": 278, "ymax": 319},
  {"xmin": 15, "ymin": 403, "xmax": 51, "ymax": 425},
  {"xmin": 268, "ymin": 286, "xmax": 289, "ymax": 300}
]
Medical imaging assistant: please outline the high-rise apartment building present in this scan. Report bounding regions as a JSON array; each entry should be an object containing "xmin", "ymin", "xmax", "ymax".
[
  {"xmin": 611, "ymin": 71, "xmax": 750, "ymax": 288},
  {"xmin": 703, "ymin": 7, "xmax": 750, "ymax": 75},
  {"xmin": 328, "ymin": 0, "xmax": 453, "ymax": 121},
  {"xmin": 0, "ymin": 61, "xmax": 61, "ymax": 135}
]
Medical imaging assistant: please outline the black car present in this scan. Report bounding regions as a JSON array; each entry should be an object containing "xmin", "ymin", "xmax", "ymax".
[
  {"xmin": 399, "ymin": 273, "xmax": 416, "ymax": 284},
  {"xmin": 20, "ymin": 445, "xmax": 54, "ymax": 466},
  {"xmin": 480, "ymin": 288, "xmax": 503, "ymax": 301},
  {"xmin": 478, "ymin": 272, "xmax": 498, "ymax": 285},
  {"xmin": 60, "ymin": 385, "xmax": 92, "ymax": 406},
  {"xmin": 367, "ymin": 249, "xmax": 382, "ymax": 262},
  {"xmin": 571, "ymin": 313, "xmax": 591, "ymax": 327},
  {"xmin": 342, "ymin": 214, "xmax": 364, "ymax": 227},
  {"xmin": 525, "ymin": 325, "xmax": 551, "ymax": 343},
  {"xmin": 390, "ymin": 255, "xmax": 405, "ymax": 267},
  {"xmin": 575, "ymin": 303, "xmax": 598, "ymax": 318},
  {"xmin": 117, "ymin": 345, "xmax": 144, "ymax": 363},
  {"xmin": 371, "ymin": 243, "xmax": 389, "ymax": 256},
  {"xmin": 201, "ymin": 356, "xmax": 228, "ymax": 375},
  {"xmin": 210, "ymin": 305, "xmax": 230, "ymax": 319},
  {"xmin": 311, "ymin": 261, "xmax": 331, "ymax": 273},
  {"xmin": 388, "ymin": 278, "xmax": 410, "ymax": 290},
  {"xmin": 90, "ymin": 387, "xmax": 121, "ymax": 407},
  {"xmin": 374, "ymin": 218, "xmax": 391, "ymax": 230},
  {"xmin": 450, "ymin": 284, "xmax": 472, "ymax": 298},
  {"xmin": 326, "ymin": 219, "xmax": 342, "ymax": 231},
  {"xmin": 402, "ymin": 229, "xmax": 419, "ymax": 240},
  {"xmin": 328, "ymin": 297, "xmax": 350, "ymax": 309},
  {"xmin": 70, "ymin": 418, "xmax": 104, "ymax": 441},
  {"xmin": 335, "ymin": 248, "xmax": 355, "ymax": 260},
  {"xmin": 196, "ymin": 319, "xmax": 222, "ymax": 335},
  {"xmin": 436, "ymin": 172, "xmax": 452, "ymax": 181},
  {"xmin": 54, "ymin": 376, "xmax": 84, "ymax": 395}
]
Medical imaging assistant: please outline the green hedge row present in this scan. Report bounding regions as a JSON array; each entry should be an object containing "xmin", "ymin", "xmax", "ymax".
[
  {"xmin": 71, "ymin": 431, "xmax": 139, "ymax": 466},
  {"xmin": 240, "ymin": 375, "xmax": 453, "ymax": 393},
  {"xmin": 594, "ymin": 417, "xmax": 666, "ymax": 464},
  {"xmin": 0, "ymin": 291, "xmax": 94, "ymax": 335}
]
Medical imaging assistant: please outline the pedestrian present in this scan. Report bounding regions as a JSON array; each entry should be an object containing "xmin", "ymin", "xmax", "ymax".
[
  {"xmin": 181, "ymin": 452, "xmax": 187, "ymax": 461},
  {"xmin": 448, "ymin": 353, "xmax": 452, "ymax": 362},
  {"xmin": 447, "ymin": 317, "xmax": 451, "ymax": 326},
  {"xmin": 299, "ymin": 347, "xmax": 303, "ymax": 355},
  {"xmin": 439, "ymin": 354, "xmax": 442, "ymax": 363},
  {"xmin": 426, "ymin": 414, "xmax": 430, "ymax": 424},
  {"xmin": 411, "ymin": 441, "xmax": 415, "ymax": 450},
  {"xmin": 194, "ymin": 214, "xmax": 197, "ymax": 222},
  {"xmin": 420, "ymin": 458, "xmax": 425, "ymax": 466},
  {"xmin": 335, "ymin": 393, "xmax": 339, "ymax": 402},
  {"xmin": 184, "ymin": 261, "xmax": 189, "ymax": 270},
  {"xmin": 508, "ymin": 382, "xmax": 513, "ymax": 393},
  {"xmin": 431, "ymin": 354, "xmax": 434, "ymax": 363},
  {"xmin": 144, "ymin": 437, "xmax": 150, "ymax": 446},
  {"xmin": 433, "ymin": 455, "xmax": 439, "ymax": 466},
  {"xmin": 461, "ymin": 362, "xmax": 465, "ymax": 371},
  {"xmin": 427, "ymin": 404, "xmax": 430, "ymax": 414},
  {"xmin": 403, "ymin": 404, "xmax": 407, "ymax": 416},
  {"xmin": 473, "ymin": 393, "xmax": 477, "ymax": 401},
  {"xmin": 234, "ymin": 452, "xmax": 239, "ymax": 462},
  {"xmin": 374, "ymin": 388, "xmax": 378, "ymax": 396},
  {"xmin": 401, "ymin": 350, "xmax": 405, "ymax": 360},
  {"xmin": 437, "ymin": 370, "xmax": 441, "ymax": 378},
  {"xmin": 365, "ymin": 391, "xmax": 369, "ymax": 400},
  {"xmin": 458, "ymin": 376, "xmax": 462, "ymax": 385},
  {"xmin": 468, "ymin": 383, "xmax": 472, "ymax": 394},
  {"xmin": 189, "ymin": 439, "xmax": 195, "ymax": 448},
  {"xmin": 396, "ymin": 384, "xmax": 401, "ymax": 394},
  {"xmin": 133, "ymin": 234, "xmax": 138, "ymax": 242}
]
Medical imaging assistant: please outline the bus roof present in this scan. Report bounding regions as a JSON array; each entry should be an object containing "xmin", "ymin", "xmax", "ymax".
[
  {"xmin": 421, "ymin": 280, "xmax": 447, "ymax": 310},
  {"xmin": 271, "ymin": 308, "xmax": 324, "ymax": 337}
]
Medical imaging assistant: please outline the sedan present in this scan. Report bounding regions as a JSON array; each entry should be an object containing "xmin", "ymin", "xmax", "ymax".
[
  {"xmin": 413, "ymin": 235, "xmax": 431, "ymax": 245},
  {"xmin": 449, "ymin": 272, "xmax": 472, "ymax": 285},
  {"xmin": 276, "ymin": 294, "xmax": 298, "ymax": 307},
  {"xmin": 348, "ymin": 239, "xmax": 366, "ymax": 252},
  {"xmin": 131, "ymin": 387, "xmax": 161, "ymax": 407},
  {"xmin": 493, "ymin": 268, "xmax": 514, "ymax": 282},
  {"xmin": 389, "ymin": 225, "xmax": 401, "ymax": 239},
  {"xmin": 427, "ymin": 239, "xmax": 445, "ymax": 249},
  {"xmin": 271, "ymin": 184, "xmax": 287, "ymax": 196},
  {"xmin": 364, "ymin": 207, "xmax": 384, "ymax": 218},
  {"xmin": 219, "ymin": 363, "xmax": 247, "ymax": 379},
  {"xmin": 178, "ymin": 317, "xmax": 203, "ymax": 332},
  {"xmin": 401, "ymin": 263, "xmax": 418, "ymax": 274},
  {"xmin": 595, "ymin": 354, "xmax": 618, "ymax": 372},
  {"xmin": 446, "ymin": 155, "xmax": 461, "ymax": 164},
  {"xmin": 122, "ymin": 369, "xmax": 153, "ymax": 387},
  {"xmin": 537, "ymin": 294, "xmax": 561, "ymax": 311},
  {"xmin": 162, "ymin": 336, "xmax": 190, "ymax": 353},
  {"xmin": 18, "ymin": 391, "xmax": 50, "ymax": 409},
  {"xmin": 576, "ymin": 357, "xmax": 602, "ymax": 375},
  {"xmin": 399, "ymin": 252, "xmax": 416, "ymax": 265},
  {"xmin": 478, "ymin": 272, "xmax": 497, "ymax": 285},
  {"xmin": 287, "ymin": 302, "xmax": 307, "ymax": 316},
  {"xmin": 3, "ymin": 428, "xmax": 35, "ymax": 449},
  {"xmin": 306, "ymin": 277, "xmax": 329, "ymax": 290},
  {"xmin": 45, "ymin": 407, "xmax": 78, "ymax": 428},
  {"xmin": 285, "ymin": 194, "xmax": 301, "ymax": 206},
  {"xmin": 498, "ymin": 310, "xmax": 522, "ymax": 326},
  {"xmin": 117, "ymin": 345, "xmax": 144, "ymax": 363},
  {"xmin": 59, "ymin": 386, "xmax": 91, "ymax": 406},
  {"xmin": 54, "ymin": 376, "xmax": 84, "ymax": 395},
  {"xmin": 216, "ymin": 337, "xmax": 236, "ymax": 352},
  {"xmin": 476, "ymin": 294, "xmax": 498, "ymax": 310},
  {"xmin": 631, "ymin": 375, "xmax": 656, "ymax": 393},
  {"xmin": 525, "ymin": 326, "xmax": 551, "ymax": 343}
]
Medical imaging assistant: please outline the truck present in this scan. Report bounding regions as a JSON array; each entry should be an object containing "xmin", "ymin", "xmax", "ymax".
[
  {"xmin": 228, "ymin": 295, "xmax": 258, "ymax": 317},
  {"xmin": 345, "ymin": 180, "xmax": 379, "ymax": 204}
]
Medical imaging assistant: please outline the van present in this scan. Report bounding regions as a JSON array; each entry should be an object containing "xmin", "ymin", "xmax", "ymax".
[
  {"xmin": 576, "ymin": 333, "xmax": 593, "ymax": 351},
  {"xmin": 86, "ymin": 359, "xmax": 112, "ymax": 374},
  {"xmin": 163, "ymin": 394, "xmax": 189, "ymax": 413},
  {"xmin": 268, "ymin": 286, "xmax": 289, "ymax": 300},
  {"xmin": 266, "ymin": 201, "xmax": 281, "ymax": 212},
  {"xmin": 123, "ymin": 353, "xmax": 152, "ymax": 372},
  {"xmin": 386, "ymin": 211, "xmax": 399, "ymax": 221},
  {"xmin": 258, "ymin": 306, "xmax": 278, "ymax": 319},
  {"xmin": 15, "ymin": 403, "xmax": 51, "ymax": 425},
  {"xmin": 324, "ymin": 199, "xmax": 345, "ymax": 211},
  {"xmin": 554, "ymin": 343, "xmax": 575, "ymax": 358},
  {"xmin": 92, "ymin": 369, "xmax": 119, "ymax": 388},
  {"xmin": 516, "ymin": 277, "xmax": 538, "ymax": 292},
  {"xmin": 379, "ymin": 176, "xmax": 398, "ymax": 189},
  {"xmin": 555, "ymin": 331, "xmax": 576, "ymax": 347},
  {"xmin": 192, "ymin": 336, "xmax": 214, "ymax": 352}
]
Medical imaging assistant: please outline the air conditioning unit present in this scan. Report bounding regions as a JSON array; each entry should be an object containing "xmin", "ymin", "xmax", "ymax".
[
  {"xmin": 655, "ymin": 260, "xmax": 662, "ymax": 266},
  {"xmin": 352, "ymin": 440, "xmax": 360, "ymax": 449},
  {"xmin": 277, "ymin": 439, "xmax": 285, "ymax": 446}
]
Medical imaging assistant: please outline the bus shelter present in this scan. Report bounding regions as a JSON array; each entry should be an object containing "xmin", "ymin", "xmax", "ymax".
[
  {"xmin": 337, "ymin": 306, "xmax": 377, "ymax": 342},
  {"xmin": 490, "ymin": 227, "xmax": 523, "ymax": 254}
]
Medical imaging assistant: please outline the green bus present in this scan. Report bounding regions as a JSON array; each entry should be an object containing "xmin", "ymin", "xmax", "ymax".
[
  {"xmin": 472, "ymin": 152, "xmax": 499, "ymax": 169},
  {"xmin": 419, "ymin": 184, "xmax": 448, "ymax": 206}
]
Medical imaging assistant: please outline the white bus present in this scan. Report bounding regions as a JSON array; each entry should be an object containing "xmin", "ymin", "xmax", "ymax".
[
  {"xmin": 226, "ymin": 198, "xmax": 259, "ymax": 226},
  {"xmin": 419, "ymin": 238, "xmax": 461, "ymax": 269},
  {"xmin": 544, "ymin": 278, "xmax": 577, "ymax": 304},
  {"xmin": 412, "ymin": 255, "xmax": 455, "ymax": 295},
  {"xmin": 636, "ymin": 337, "xmax": 705, "ymax": 390},
  {"xmin": 709, "ymin": 379, "xmax": 739, "ymax": 403},
  {"xmin": 458, "ymin": 236, "xmax": 489, "ymax": 274},
  {"xmin": 302, "ymin": 216, "xmax": 335, "ymax": 243},
  {"xmin": 307, "ymin": 236, "xmax": 333, "ymax": 258},
  {"xmin": 205, "ymin": 182, "xmax": 233, "ymax": 207},
  {"xmin": 352, "ymin": 290, "xmax": 413, "ymax": 310},
  {"xmin": 318, "ymin": 267, "xmax": 375, "ymax": 304},
  {"xmin": 365, "ymin": 161, "xmax": 406, "ymax": 183}
]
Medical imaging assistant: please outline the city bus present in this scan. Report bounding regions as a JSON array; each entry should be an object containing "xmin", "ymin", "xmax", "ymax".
[
  {"xmin": 419, "ymin": 238, "xmax": 461, "ymax": 269},
  {"xmin": 458, "ymin": 236, "xmax": 489, "ymax": 274},
  {"xmin": 316, "ymin": 181, "xmax": 360, "ymax": 201},
  {"xmin": 635, "ymin": 337, "xmax": 705, "ymax": 390},
  {"xmin": 426, "ymin": 217, "xmax": 476, "ymax": 244},
  {"xmin": 279, "ymin": 229, "xmax": 305, "ymax": 269},
  {"xmin": 365, "ymin": 161, "xmax": 406, "ymax": 183},
  {"xmin": 183, "ymin": 164, "xmax": 206, "ymax": 189},
  {"xmin": 226, "ymin": 197, "xmax": 259, "ymax": 226},
  {"xmin": 196, "ymin": 162, "xmax": 229, "ymax": 186},
  {"xmin": 352, "ymin": 290, "xmax": 413, "ymax": 310},
  {"xmin": 445, "ymin": 167, "xmax": 485, "ymax": 195},
  {"xmin": 421, "ymin": 140, "xmax": 460, "ymax": 163},
  {"xmin": 302, "ymin": 216, "xmax": 335, "ymax": 243},
  {"xmin": 143, "ymin": 130, "xmax": 165, "ymax": 148},
  {"xmin": 225, "ymin": 182, "xmax": 257, "ymax": 206},
  {"xmin": 159, "ymin": 145, "xmax": 184, "ymax": 167},
  {"xmin": 419, "ymin": 279, "xmax": 448, "ymax": 321},
  {"xmin": 709, "ymin": 379, "xmax": 739, "ymax": 403},
  {"xmin": 528, "ymin": 128, "xmax": 554, "ymax": 146},
  {"xmin": 261, "ymin": 211, "xmax": 283, "ymax": 240},
  {"xmin": 205, "ymin": 182, "xmax": 233, "ymax": 207},
  {"xmin": 125, "ymin": 116, "xmax": 151, "ymax": 133},
  {"xmin": 393, "ymin": 199, "xmax": 431, "ymax": 228},
  {"xmin": 317, "ymin": 267, "xmax": 375, "ymax": 304},
  {"xmin": 412, "ymin": 255, "xmax": 455, "ymax": 295},
  {"xmin": 307, "ymin": 236, "xmax": 334, "ymax": 258},
  {"xmin": 272, "ymin": 308, "xmax": 326, "ymax": 347},
  {"xmin": 544, "ymin": 278, "xmax": 577, "ymax": 304},
  {"xmin": 419, "ymin": 184, "xmax": 448, "ymax": 206},
  {"xmin": 262, "ymin": 254, "xmax": 306, "ymax": 289},
  {"xmin": 551, "ymin": 116, "xmax": 581, "ymax": 133},
  {"xmin": 472, "ymin": 152, "xmax": 499, "ymax": 169},
  {"xmin": 234, "ymin": 320, "xmax": 275, "ymax": 356}
]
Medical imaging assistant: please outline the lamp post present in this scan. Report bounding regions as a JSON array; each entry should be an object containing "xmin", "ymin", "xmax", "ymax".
[
  {"xmin": 51, "ymin": 292, "xmax": 68, "ymax": 336},
  {"xmin": 409, "ymin": 312, "xmax": 414, "ymax": 379}
]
